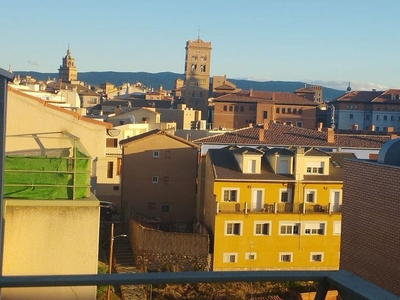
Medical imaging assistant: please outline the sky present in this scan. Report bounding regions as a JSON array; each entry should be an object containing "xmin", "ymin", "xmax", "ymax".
[{"xmin": 1, "ymin": 0, "xmax": 400, "ymax": 91}]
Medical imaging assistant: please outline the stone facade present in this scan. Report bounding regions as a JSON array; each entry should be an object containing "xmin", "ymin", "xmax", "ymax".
[{"xmin": 128, "ymin": 218, "xmax": 211, "ymax": 272}]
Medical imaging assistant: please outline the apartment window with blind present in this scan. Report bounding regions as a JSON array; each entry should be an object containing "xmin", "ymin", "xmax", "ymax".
[{"xmin": 106, "ymin": 138, "xmax": 118, "ymax": 148}]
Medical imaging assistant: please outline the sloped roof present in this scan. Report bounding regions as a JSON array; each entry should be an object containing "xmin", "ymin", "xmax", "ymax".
[
  {"xmin": 194, "ymin": 122, "xmax": 389, "ymax": 149},
  {"xmin": 8, "ymin": 87, "xmax": 112, "ymax": 129},
  {"xmin": 119, "ymin": 129, "xmax": 199, "ymax": 149},
  {"xmin": 333, "ymin": 90, "xmax": 383, "ymax": 103},
  {"xmin": 208, "ymin": 147, "xmax": 354, "ymax": 182},
  {"xmin": 214, "ymin": 90, "xmax": 318, "ymax": 106},
  {"xmin": 295, "ymin": 87, "xmax": 315, "ymax": 94},
  {"xmin": 209, "ymin": 148, "xmax": 295, "ymax": 181},
  {"xmin": 372, "ymin": 89, "xmax": 400, "ymax": 103}
]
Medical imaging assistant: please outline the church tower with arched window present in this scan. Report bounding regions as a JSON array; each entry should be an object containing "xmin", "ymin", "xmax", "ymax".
[
  {"xmin": 182, "ymin": 37, "xmax": 211, "ymax": 116},
  {"xmin": 58, "ymin": 47, "xmax": 78, "ymax": 83}
]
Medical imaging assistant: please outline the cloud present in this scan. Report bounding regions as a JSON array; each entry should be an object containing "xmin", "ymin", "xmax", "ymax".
[
  {"xmin": 27, "ymin": 60, "xmax": 39, "ymax": 67},
  {"xmin": 305, "ymin": 80, "xmax": 390, "ymax": 91}
]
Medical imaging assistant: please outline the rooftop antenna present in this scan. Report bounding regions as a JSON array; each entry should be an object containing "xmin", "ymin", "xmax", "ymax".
[{"xmin": 198, "ymin": 26, "xmax": 201, "ymax": 39}]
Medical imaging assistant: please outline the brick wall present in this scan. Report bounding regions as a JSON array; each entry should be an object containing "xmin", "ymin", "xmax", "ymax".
[
  {"xmin": 128, "ymin": 218, "xmax": 211, "ymax": 272},
  {"xmin": 341, "ymin": 159, "xmax": 400, "ymax": 297}
]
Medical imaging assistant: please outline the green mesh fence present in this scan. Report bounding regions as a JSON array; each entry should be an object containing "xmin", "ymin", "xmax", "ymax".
[{"xmin": 3, "ymin": 151, "xmax": 90, "ymax": 200}]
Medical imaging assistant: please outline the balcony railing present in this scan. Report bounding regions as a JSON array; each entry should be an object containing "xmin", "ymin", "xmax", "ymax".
[
  {"xmin": 218, "ymin": 202, "xmax": 341, "ymax": 214},
  {"xmin": 0, "ymin": 270, "xmax": 396, "ymax": 300}
]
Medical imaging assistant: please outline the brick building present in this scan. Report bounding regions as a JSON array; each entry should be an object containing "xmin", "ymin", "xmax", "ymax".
[
  {"xmin": 212, "ymin": 90, "xmax": 318, "ymax": 130},
  {"xmin": 341, "ymin": 138, "xmax": 400, "ymax": 297}
]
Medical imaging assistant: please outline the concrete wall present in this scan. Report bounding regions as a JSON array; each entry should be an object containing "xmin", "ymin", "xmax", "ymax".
[
  {"xmin": 341, "ymin": 159, "xmax": 400, "ymax": 297},
  {"xmin": 2, "ymin": 199, "xmax": 100, "ymax": 300},
  {"xmin": 6, "ymin": 87, "xmax": 109, "ymax": 158},
  {"xmin": 128, "ymin": 218, "xmax": 210, "ymax": 272}
]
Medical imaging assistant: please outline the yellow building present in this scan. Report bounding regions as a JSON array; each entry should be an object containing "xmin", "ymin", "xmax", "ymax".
[{"xmin": 198, "ymin": 146, "xmax": 353, "ymax": 271}]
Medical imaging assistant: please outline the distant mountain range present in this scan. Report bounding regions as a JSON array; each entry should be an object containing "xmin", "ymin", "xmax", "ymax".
[{"xmin": 14, "ymin": 71, "xmax": 345, "ymax": 101}]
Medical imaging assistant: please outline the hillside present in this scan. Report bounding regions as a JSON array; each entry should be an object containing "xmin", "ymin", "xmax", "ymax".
[{"xmin": 14, "ymin": 71, "xmax": 345, "ymax": 101}]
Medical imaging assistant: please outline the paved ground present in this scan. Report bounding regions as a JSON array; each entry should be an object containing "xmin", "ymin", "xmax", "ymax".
[{"xmin": 112, "ymin": 222, "xmax": 147, "ymax": 300}]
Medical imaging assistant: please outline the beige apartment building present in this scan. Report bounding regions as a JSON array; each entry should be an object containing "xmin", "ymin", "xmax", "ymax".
[
  {"xmin": 120, "ymin": 130, "xmax": 200, "ymax": 228},
  {"xmin": 182, "ymin": 38, "xmax": 212, "ymax": 116},
  {"xmin": 2, "ymin": 86, "xmax": 110, "ymax": 299},
  {"xmin": 157, "ymin": 104, "xmax": 202, "ymax": 130}
]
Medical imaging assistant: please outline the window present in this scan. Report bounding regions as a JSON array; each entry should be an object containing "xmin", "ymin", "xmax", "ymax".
[
  {"xmin": 280, "ymin": 223, "xmax": 300, "ymax": 235},
  {"xmin": 310, "ymin": 252, "xmax": 324, "ymax": 262},
  {"xmin": 287, "ymin": 108, "xmax": 291, "ymax": 114},
  {"xmin": 349, "ymin": 114, "xmax": 353, "ymax": 119},
  {"xmin": 161, "ymin": 204, "xmax": 170, "ymax": 213},
  {"xmin": 279, "ymin": 252, "xmax": 293, "ymax": 262},
  {"xmin": 333, "ymin": 221, "xmax": 341, "ymax": 235},
  {"xmin": 304, "ymin": 222, "xmax": 325, "ymax": 235},
  {"xmin": 234, "ymin": 106, "xmax": 238, "ymax": 112},
  {"xmin": 229, "ymin": 106, "xmax": 233, "ymax": 112},
  {"xmin": 285, "ymin": 121, "xmax": 292, "ymax": 126},
  {"xmin": 376, "ymin": 115, "xmax": 380, "ymax": 120},
  {"xmin": 113, "ymin": 185, "xmax": 119, "ymax": 191},
  {"xmin": 293, "ymin": 108, "xmax": 297, "ymax": 114},
  {"xmin": 391, "ymin": 115, "xmax": 395, "ymax": 121},
  {"xmin": 296, "ymin": 121, "xmax": 303, "ymax": 127},
  {"xmin": 240, "ymin": 106, "xmax": 244, "ymax": 112},
  {"xmin": 223, "ymin": 253, "xmax": 237, "ymax": 263},
  {"xmin": 152, "ymin": 176, "xmax": 158, "ymax": 183},
  {"xmin": 306, "ymin": 162, "xmax": 324, "ymax": 174},
  {"xmin": 245, "ymin": 252, "xmax": 257, "ymax": 260},
  {"xmin": 263, "ymin": 111, "xmax": 268, "ymax": 119},
  {"xmin": 148, "ymin": 202, "xmax": 156, "ymax": 210},
  {"xmin": 106, "ymin": 138, "xmax": 118, "ymax": 148},
  {"xmin": 254, "ymin": 222, "xmax": 270, "ymax": 235},
  {"xmin": 164, "ymin": 176, "xmax": 170, "ymax": 183},
  {"xmin": 384, "ymin": 115, "xmax": 388, "ymax": 121},
  {"xmin": 222, "ymin": 188, "xmax": 239, "ymax": 202},
  {"xmin": 305, "ymin": 190, "xmax": 317, "ymax": 203},
  {"xmin": 116, "ymin": 158, "xmax": 121, "ymax": 175},
  {"xmin": 153, "ymin": 150, "xmax": 159, "ymax": 158},
  {"xmin": 279, "ymin": 188, "xmax": 292, "ymax": 203},
  {"xmin": 276, "ymin": 107, "xmax": 280, "ymax": 113},
  {"xmin": 225, "ymin": 221, "xmax": 242, "ymax": 235},
  {"xmin": 223, "ymin": 105, "xmax": 227, "ymax": 111},
  {"xmin": 282, "ymin": 108, "xmax": 286, "ymax": 114},
  {"xmin": 107, "ymin": 162, "xmax": 113, "ymax": 178}
]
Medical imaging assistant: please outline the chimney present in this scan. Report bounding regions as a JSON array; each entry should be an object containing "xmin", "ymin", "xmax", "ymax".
[
  {"xmin": 249, "ymin": 88, "xmax": 253, "ymax": 97},
  {"xmin": 248, "ymin": 123, "xmax": 253, "ymax": 128},
  {"xmin": 327, "ymin": 128, "xmax": 334, "ymax": 143},
  {"xmin": 272, "ymin": 93, "xmax": 276, "ymax": 101},
  {"xmin": 317, "ymin": 122, "xmax": 323, "ymax": 132},
  {"xmin": 263, "ymin": 119, "xmax": 269, "ymax": 130},
  {"xmin": 259, "ymin": 128, "xmax": 264, "ymax": 142}
]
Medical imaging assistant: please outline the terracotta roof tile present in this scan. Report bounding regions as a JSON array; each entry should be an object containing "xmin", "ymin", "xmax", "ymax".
[
  {"xmin": 194, "ymin": 122, "xmax": 389, "ymax": 149},
  {"xmin": 214, "ymin": 90, "xmax": 318, "ymax": 106}
]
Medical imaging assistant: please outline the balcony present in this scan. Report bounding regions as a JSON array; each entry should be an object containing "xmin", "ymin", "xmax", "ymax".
[
  {"xmin": 218, "ymin": 202, "xmax": 341, "ymax": 214},
  {"xmin": 4, "ymin": 132, "xmax": 91, "ymax": 200},
  {"xmin": 0, "ymin": 270, "xmax": 396, "ymax": 300}
]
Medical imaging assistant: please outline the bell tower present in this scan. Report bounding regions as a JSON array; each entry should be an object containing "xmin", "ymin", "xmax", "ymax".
[
  {"xmin": 58, "ymin": 46, "xmax": 78, "ymax": 83},
  {"xmin": 182, "ymin": 37, "xmax": 211, "ymax": 116}
]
